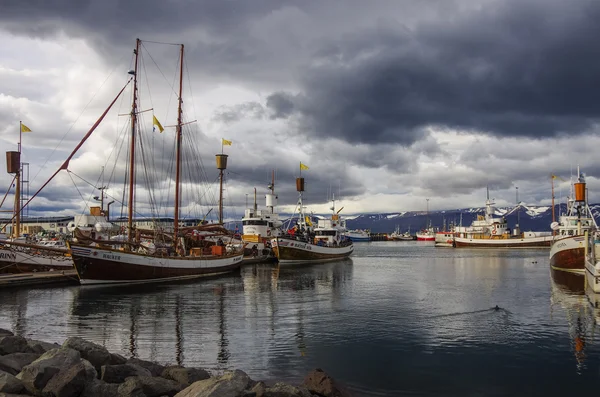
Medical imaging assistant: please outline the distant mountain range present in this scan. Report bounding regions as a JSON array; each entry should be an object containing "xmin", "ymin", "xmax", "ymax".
[
  {"xmin": 342, "ymin": 203, "xmax": 600, "ymax": 233},
  {"xmin": 226, "ymin": 203, "xmax": 600, "ymax": 234}
]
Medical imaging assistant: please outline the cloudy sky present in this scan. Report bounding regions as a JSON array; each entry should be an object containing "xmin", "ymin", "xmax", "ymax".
[{"xmin": 1, "ymin": 0, "xmax": 599, "ymax": 221}]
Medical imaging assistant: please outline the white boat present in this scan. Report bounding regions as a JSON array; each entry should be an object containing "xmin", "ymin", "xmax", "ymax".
[
  {"xmin": 271, "ymin": 173, "xmax": 353, "ymax": 265},
  {"xmin": 68, "ymin": 39, "xmax": 243, "ymax": 285},
  {"xmin": 549, "ymin": 171, "xmax": 597, "ymax": 276},
  {"xmin": 453, "ymin": 189, "xmax": 553, "ymax": 248},
  {"xmin": 346, "ymin": 229, "xmax": 370, "ymax": 242},
  {"xmin": 434, "ymin": 231, "xmax": 455, "ymax": 247},
  {"xmin": 236, "ymin": 173, "xmax": 283, "ymax": 264},
  {"xmin": 584, "ymin": 232, "xmax": 600, "ymax": 294}
]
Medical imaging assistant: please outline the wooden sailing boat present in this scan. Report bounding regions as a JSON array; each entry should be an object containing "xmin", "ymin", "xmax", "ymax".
[
  {"xmin": 0, "ymin": 123, "xmax": 74, "ymax": 273},
  {"xmin": 68, "ymin": 39, "xmax": 243, "ymax": 285}
]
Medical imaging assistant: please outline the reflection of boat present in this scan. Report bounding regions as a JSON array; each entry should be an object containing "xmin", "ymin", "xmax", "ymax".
[
  {"xmin": 271, "ymin": 170, "xmax": 353, "ymax": 265},
  {"xmin": 346, "ymin": 229, "xmax": 370, "ymax": 242},
  {"xmin": 550, "ymin": 276, "xmax": 591, "ymax": 372},
  {"xmin": 454, "ymin": 189, "xmax": 553, "ymax": 248},
  {"xmin": 550, "ymin": 171, "xmax": 597, "ymax": 275}
]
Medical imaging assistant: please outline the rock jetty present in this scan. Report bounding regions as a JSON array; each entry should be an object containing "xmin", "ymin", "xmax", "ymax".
[{"xmin": 0, "ymin": 328, "xmax": 352, "ymax": 397}]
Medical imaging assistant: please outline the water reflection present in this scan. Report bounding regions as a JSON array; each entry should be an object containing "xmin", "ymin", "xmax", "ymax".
[
  {"xmin": 8, "ymin": 247, "xmax": 600, "ymax": 395},
  {"xmin": 550, "ymin": 272, "xmax": 593, "ymax": 373}
]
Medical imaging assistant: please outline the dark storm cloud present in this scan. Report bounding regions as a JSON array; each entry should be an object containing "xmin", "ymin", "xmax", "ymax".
[
  {"xmin": 212, "ymin": 102, "xmax": 265, "ymax": 124},
  {"xmin": 266, "ymin": 0, "xmax": 600, "ymax": 144},
  {"xmin": 266, "ymin": 93, "xmax": 296, "ymax": 119}
]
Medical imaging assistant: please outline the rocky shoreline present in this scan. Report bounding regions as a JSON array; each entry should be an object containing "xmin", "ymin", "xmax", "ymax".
[{"xmin": 0, "ymin": 328, "xmax": 351, "ymax": 397}]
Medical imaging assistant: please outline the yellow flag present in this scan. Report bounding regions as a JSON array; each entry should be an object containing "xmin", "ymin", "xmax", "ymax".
[
  {"xmin": 152, "ymin": 116, "xmax": 164, "ymax": 133},
  {"xmin": 21, "ymin": 124, "xmax": 31, "ymax": 133},
  {"xmin": 300, "ymin": 162, "xmax": 309, "ymax": 170},
  {"xmin": 222, "ymin": 138, "xmax": 232, "ymax": 146}
]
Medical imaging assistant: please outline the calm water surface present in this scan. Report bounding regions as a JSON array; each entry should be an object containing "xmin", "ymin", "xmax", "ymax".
[{"xmin": 0, "ymin": 242, "xmax": 598, "ymax": 396}]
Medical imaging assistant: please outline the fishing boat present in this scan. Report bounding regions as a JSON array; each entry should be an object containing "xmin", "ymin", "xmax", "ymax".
[
  {"xmin": 346, "ymin": 229, "xmax": 370, "ymax": 242},
  {"xmin": 453, "ymin": 189, "xmax": 553, "ymax": 248},
  {"xmin": 434, "ymin": 230, "xmax": 455, "ymax": 247},
  {"xmin": 0, "ymin": 124, "xmax": 76, "ymax": 273},
  {"xmin": 271, "ymin": 167, "xmax": 353, "ymax": 264},
  {"xmin": 389, "ymin": 226, "xmax": 415, "ymax": 241},
  {"xmin": 416, "ymin": 199, "xmax": 435, "ymax": 241},
  {"xmin": 416, "ymin": 228, "xmax": 436, "ymax": 241},
  {"xmin": 235, "ymin": 172, "xmax": 283, "ymax": 264},
  {"xmin": 68, "ymin": 39, "xmax": 243, "ymax": 285},
  {"xmin": 549, "ymin": 171, "xmax": 597, "ymax": 275}
]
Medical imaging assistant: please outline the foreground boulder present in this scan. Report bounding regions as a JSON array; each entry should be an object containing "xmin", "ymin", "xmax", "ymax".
[
  {"xmin": 161, "ymin": 366, "xmax": 210, "ymax": 386},
  {"xmin": 118, "ymin": 376, "xmax": 183, "ymax": 397},
  {"xmin": 0, "ymin": 354, "xmax": 40, "ymax": 375},
  {"xmin": 175, "ymin": 370, "xmax": 253, "ymax": 397},
  {"xmin": 80, "ymin": 379, "xmax": 120, "ymax": 397},
  {"xmin": 0, "ymin": 330, "xmax": 13, "ymax": 338},
  {"xmin": 26, "ymin": 339, "xmax": 60, "ymax": 355},
  {"xmin": 126, "ymin": 358, "xmax": 167, "ymax": 377},
  {"xmin": 62, "ymin": 337, "xmax": 111, "ymax": 372},
  {"xmin": 0, "ymin": 337, "xmax": 31, "ymax": 356},
  {"xmin": 0, "ymin": 371, "xmax": 25, "ymax": 394},
  {"xmin": 264, "ymin": 382, "xmax": 312, "ymax": 397},
  {"xmin": 41, "ymin": 361, "xmax": 88, "ymax": 397},
  {"xmin": 16, "ymin": 347, "xmax": 81, "ymax": 395},
  {"xmin": 302, "ymin": 368, "xmax": 352, "ymax": 397},
  {"xmin": 101, "ymin": 363, "xmax": 151, "ymax": 384}
]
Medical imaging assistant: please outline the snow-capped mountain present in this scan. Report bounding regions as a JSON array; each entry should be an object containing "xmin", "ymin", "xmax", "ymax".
[
  {"xmin": 343, "ymin": 203, "xmax": 600, "ymax": 233},
  {"xmin": 225, "ymin": 204, "xmax": 600, "ymax": 234}
]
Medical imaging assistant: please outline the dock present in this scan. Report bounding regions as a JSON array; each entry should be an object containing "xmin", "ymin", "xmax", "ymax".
[
  {"xmin": 0, "ymin": 270, "xmax": 79, "ymax": 288},
  {"xmin": 370, "ymin": 233, "xmax": 389, "ymax": 241}
]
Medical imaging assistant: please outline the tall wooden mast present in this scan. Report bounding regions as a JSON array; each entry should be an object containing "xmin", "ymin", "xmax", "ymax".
[
  {"xmin": 174, "ymin": 44, "xmax": 184, "ymax": 252},
  {"xmin": 127, "ymin": 38, "xmax": 141, "ymax": 245}
]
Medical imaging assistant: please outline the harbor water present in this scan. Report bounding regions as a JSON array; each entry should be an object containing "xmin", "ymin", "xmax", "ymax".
[{"xmin": 0, "ymin": 242, "xmax": 598, "ymax": 396}]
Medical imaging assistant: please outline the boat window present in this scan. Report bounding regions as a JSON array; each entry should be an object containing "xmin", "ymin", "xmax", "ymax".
[
  {"xmin": 243, "ymin": 220, "xmax": 268, "ymax": 226},
  {"xmin": 316, "ymin": 230, "xmax": 337, "ymax": 236}
]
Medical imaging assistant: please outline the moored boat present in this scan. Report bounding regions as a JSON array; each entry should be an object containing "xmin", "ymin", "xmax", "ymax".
[
  {"xmin": 416, "ymin": 227, "xmax": 436, "ymax": 241},
  {"xmin": 549, "ymin": 171, "xmax": 597, "ymax": 275},
  {"xmin": 0, "ymin": 125, "xmax": 114, "ymax": 274},
  {"xmin": 434, "ymin": 230, "xmax": 455, "ymax": 247},
  {"xmin": 389, "ymin": 225, "xmax": 415, "ymax": 241},
  {"xmin": 68, "ymin": 39, "xmax": 243, "ymax": 285},
  {"xmin": 236, "ymin": 173, "xmax": 282, "ymax": 264},
  {"xmin": 271, "ymin": 168, "xmax": 353, "ymax": 264},
  {"xmin": 453, "ymin": 189, "xmax": 553, "ymax": 248},
  {"xmin": 346, "ymin": 229, "xmax": 370, "ymax": 242}
]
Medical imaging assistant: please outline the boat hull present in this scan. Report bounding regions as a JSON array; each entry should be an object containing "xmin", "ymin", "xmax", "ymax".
[
  {"xmin": 271, "ymin": 238, "xmax": 353, "ymax": 264},
  {"xmin": 347, "ymin": 236, "xmax": 370, "ymax": 242},
  {"xmin": 454, "ymin": 235, "xmax": 553, "ymax": 248},
  {"xmin": 416, "ymin": 235, "xmax": 435, "ymax": 241},
  {"xmin": 0, "ymin": 244, "xmax": 73, "ymax": 274},
  {"xmin": 69, "ymin": 244, "xmax": 243, "ymax": 285},
  {"xmin": 549, "ymin": 236, "xmax": 585, "ymax": 274}
]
